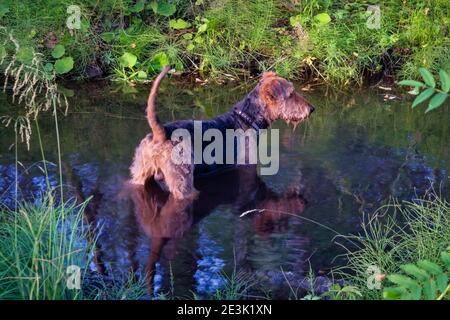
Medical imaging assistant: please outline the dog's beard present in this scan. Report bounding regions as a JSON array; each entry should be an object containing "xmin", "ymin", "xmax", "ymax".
[{"xmin": 286, "ymin": 119, "xmax": 301, "ymax": 131}]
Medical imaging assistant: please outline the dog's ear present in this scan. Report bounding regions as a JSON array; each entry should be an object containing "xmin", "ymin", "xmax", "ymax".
[{"xmin": 260, "ymin": 76, "xmax": 293, "ymax": 106}]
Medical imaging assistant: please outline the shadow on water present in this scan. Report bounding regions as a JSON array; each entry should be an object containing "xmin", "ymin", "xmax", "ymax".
[{"xmin": 0, "ymin": 81, "xmax": 449, "ymax": 298}]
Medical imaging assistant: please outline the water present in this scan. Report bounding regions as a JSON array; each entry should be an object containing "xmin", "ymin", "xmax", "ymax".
[{"xmin": 1, "ymin": 81, "xmax": 449, "ymax": 298}]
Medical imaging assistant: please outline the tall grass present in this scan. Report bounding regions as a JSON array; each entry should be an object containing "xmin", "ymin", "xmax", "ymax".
[
  {"xmin": 335, "ymin": 192, "xmax": 450, "ymax": 299},
  {"xmin": 0, "ymin": 194, "xmax": 89, "ymax": 299}
]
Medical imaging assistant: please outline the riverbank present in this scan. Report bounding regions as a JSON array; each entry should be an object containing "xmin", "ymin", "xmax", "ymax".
[{"xmin": 1, "ymin": 1, "xmax": 449, "ymax": 86}]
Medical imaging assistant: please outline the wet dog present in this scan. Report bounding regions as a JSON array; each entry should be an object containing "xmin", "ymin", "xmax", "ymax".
[{"xmin": 129, "ymin": 66, "xmax": 315, "ymax": 199}]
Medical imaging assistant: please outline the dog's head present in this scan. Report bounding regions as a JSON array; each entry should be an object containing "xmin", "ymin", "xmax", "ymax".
[{"xmin": 258, "ymin": 71, "xmax": 315, "ymax": 127}]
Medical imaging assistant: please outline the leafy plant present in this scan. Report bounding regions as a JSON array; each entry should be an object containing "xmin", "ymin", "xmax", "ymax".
[
  {"xmin": 383, "ymin": 248, "xmax": 450, "ymax": 300},
  {"xmin": 398, "ymin": 68, "xmax": 449, "ymax": 113}
]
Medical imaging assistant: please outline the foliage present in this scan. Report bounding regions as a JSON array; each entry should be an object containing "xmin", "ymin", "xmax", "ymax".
[
  {"xmin": 336, "ymin": 193, "xmax": 450, "ymax": 300},
  {"xmin": 399, "ymin": 68, "xmax": 449, "ymax": 113},
  {"xmin": 0, "ymin": 0, "xmax": 448, "ymax": 85},
  {"xmin": 382, "ymin": 249, "xmax": 450, "ymax": 300}
]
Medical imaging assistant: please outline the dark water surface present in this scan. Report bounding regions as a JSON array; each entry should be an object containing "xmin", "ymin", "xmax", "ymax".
[{"xmin": 1, "ymin": 81, "xmax": 449, "ymax": 298}]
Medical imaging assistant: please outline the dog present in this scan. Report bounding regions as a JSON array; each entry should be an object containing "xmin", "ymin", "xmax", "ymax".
[{"xmin": 130, "ymin": 65, "xmax": 315, "ymax": 199}]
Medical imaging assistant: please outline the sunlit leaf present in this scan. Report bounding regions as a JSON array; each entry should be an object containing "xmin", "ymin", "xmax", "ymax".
[
  {"xmin": 398, "ymin": 80, "xmax": 424, "ymax": 87},
  {"xmin": 169, "ymin": 19, "xmax": 191, "ymax": 30},
  {"xmin": 419, "ymin": 67, "xmax": 436, "ymax": 87},
  {"xmin": 54, "ymin": 56, "xmax": 74, "ymax": 74},
  {"xmin": 425, "ymin": 93, "xmax": 448, "ymax": 113},
  {"xmin": 119, "ymin": 52, "xmax": 137, "ymax": 68},
  {"xmin": 314, "ymin": 13, "xmax": 331, "ymax": 25},
  {"xmin": 412, "ymin": 88, "xmax": 434, "ymax": 108},
  {"xmin": 51, "ymin": 44, "xmax": 65, "ymax": 59},
  {"xmin": 439, "ymin": 69, "xmax": 450, "ymax": 92}
]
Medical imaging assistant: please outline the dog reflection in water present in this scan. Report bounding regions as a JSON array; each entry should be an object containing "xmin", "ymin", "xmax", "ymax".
[{"xmin": 126, "ymin": 168, "xmax": 307, "ymax": 295}]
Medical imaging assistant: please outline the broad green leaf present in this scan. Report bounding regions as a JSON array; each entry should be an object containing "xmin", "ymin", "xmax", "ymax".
[
  {"xmin": 387, "ymin": 274, "xmax": 419, "ymax": 288},
  {"xmin": 439, "ymin": 69, "xmax": 450, "ymax": 92},
  {"xmin": 417, "ymin": 260, "xmax": 442, "ymax": 275},
  {"xmin": 101, "ymin": 32, "xmax": 115, "ymax": 43},
  {"xmin": 290, "ymin": 15, "xmax": 302, "ymax": 27},
  {"xmin": 51, "ymin": 44, "xmax": 65, "ymax": 59},
  {"xmin": 314, "ymin": 13, "xmax": 331, "ymax": 25},
  {"xmin": 419, "ymin": 67, "xmax": 436, "ymax": 88},
  {"xmin": 0, "ymin": 46, "xmax": 6, "ymax": 60},
  {"xmin": 398, "ymin": 80, "xmax": 424, "ymax": 87},
  {"xmin": 383, "ymin": 286, "xmax": 405, "ymax": 300},
  {"xmin": 425, "ymin": 93, "xmax": 448, "ymax": 113},
  {"xmin": 119, "ymin": 52, "xmax": 137, "ymax": 68},
  {"xmin": 137, "ymin": 70, "xmax": 147, "ymax": 79},
  {"xmin": 150, "ymin": 52, "xmax": 169, "ymax": 71},
  {"xmin": 436, "ymin": 273, "xmax": 448, "ymax": 293},
  {"xmin": 400, "ymin": 264, "xmax": 429, "ymax": 280},
  {"xmin": 423, "ymin": 279, "xmax": 437, "ymax": 300},
  {"xmin": 412, "ymin": 88, "xmax": 434, "ymax": 108},
  {"xmin": 150, "ymin": 1, "xmax": 176, "ymax": 17},
  {"xmin": 182, "ymin": 33, "xmax": 193, "ymax": 40},
  {"xmin": 44, "ymin": 62, "xmax": 54, "ymax": 72},
  {"xmin": 54, "ymin": 56, "xmax": 74, "ymax": 74},
  {"xmin": 130, "ymin": 0, "xmax": 145, "ymax": 13},
  {"xmin": 169, "ymin": 19, "xmax": 191, "ymax": 30},
  {"xmin": 16, "ymin": 47, "xmax": 34, "ymax": 64}
]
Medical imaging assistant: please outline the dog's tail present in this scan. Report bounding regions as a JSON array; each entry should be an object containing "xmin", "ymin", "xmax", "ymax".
[{"xmin": 147, "ymin": 65, "xmax": 171, "ymax": 143}]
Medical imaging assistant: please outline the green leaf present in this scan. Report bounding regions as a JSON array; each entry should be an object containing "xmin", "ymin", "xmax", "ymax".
[
  {"xmin": 423, "ymin": 279, "xmax": 437, "ymax": 300},
  {"xmin": 400, "ymin": 264, "xmax": 429, "ymax": 281},
  {"xmin": 387, "ymin": 274, "xmax": 419, "ymax": 288},
  {"xmin": 51, "ymin": 44, "xmax": 65, "ymax": 59},
  {"xmin": 119, "ymin": 52, "xmax": 137, "ymax": 68},
  {"xmin": 130, "ymin": 0, "xmax": 145, "ymax": 13},
  {"xmin": 425, "ymin": 93, "xmax": 448, "ymax": 113},
  {"xmin": 16, "ymin": 47, "xmax": 34, "ymax": 64},
  {"xmin": 54, "ymin": 56, "xmax": 74, "ymax": 74},
  {"xmin": 80, "ymin": 19, "xmax": 90, "ymax": 34},
  {"xmin": 290, "ymin": 15, "xmax": 302, "ymax": 27},
  {"xmin": 137, "ymin": 70, "xmax": 147, "ymax": 79},
  {"xmin": 417, "ymin": 260, "xmax": 442, "ymax": 275},
  {"xmin": 101, "ymin": 32, "xmax": 116, "ymax": 43},
  {"xmin": 0, "ymin": 46, "xmax": 6, "ymax": 60},
  {"xmin": 169, "ymin": 19, "xmax": 191, "ymax": 30},
  {"xmin": 383, "ymin": 287, "xmax": 405, "ymax": 300},
  {"xmin": 412, "ymin": 88, "xmax": 435, "ymax": 108},
  {"xmin": 398, "ymin": 80, "xmax": 425, "ymax": 87},
  {"xmin": 44, "ymin": 63, "xmax": 54, "ymax": 72},
  {"xmin": 439, "ymin": 69, "xmax": 450, "ymax": 92},
  {"xmin": 150, "ymin": 1, "xmax": 176, "ymax": 17},
  {"xmin": 149, "ymin": 52, "xmax": 169, "ymax": 72},
  {"xmin": 419, "ymin": 67, "xmax": 436, "ymax": 88},
  {"xmin": 314, "ymin": 13, "xmax": 331, "ymax": 25},
  {"xmin": 182, "ymin": 33, "xmax": 193, "ymax": 40},
  {"xmin": 436, "ymin": 273, "xmax": 448, "ymax": 293}
]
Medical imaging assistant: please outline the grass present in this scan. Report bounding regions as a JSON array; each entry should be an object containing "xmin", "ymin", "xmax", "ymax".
[
  {"xmin": 1, "ymin": 1, "xmax": 448, "ymax": 85},
  {"xmin": 0, "ymin": 193, "xmax": 89, "ymax": 299},
  {"xmin": 334, "ymin": 191, "xmax": 450, "ymax": 300},
  {"xmin": 0, "ymin": 192, "xmax": 149, "ymax": 300}
]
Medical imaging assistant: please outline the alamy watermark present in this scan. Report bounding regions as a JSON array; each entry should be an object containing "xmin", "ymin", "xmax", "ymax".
[
  {"xmin": 169, "ymin": 121, "xmax": 280, "ymax": 176},
  {"xmin": 366, "ymin": 5, "xmax": 381, "ymax": 30},
  {"xmin": 66, "ymin": 265, "xmax": 81, "ymax": 290}
]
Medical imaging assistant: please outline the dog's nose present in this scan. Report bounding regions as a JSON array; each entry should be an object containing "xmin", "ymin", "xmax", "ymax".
[{"xmin": 309, "ymin": 105, "xmax": 315, "ymax": 113}]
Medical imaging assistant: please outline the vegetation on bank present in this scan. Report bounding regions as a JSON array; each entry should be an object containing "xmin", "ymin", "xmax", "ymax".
[{"xmin": 1, "ymin": 0, "xmax": 449, "ymax": 85}]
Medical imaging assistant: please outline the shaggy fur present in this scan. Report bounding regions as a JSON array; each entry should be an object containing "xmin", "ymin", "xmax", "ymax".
[{"xmin": 129, "ymin": 66, "xmax": 315, "ymax": 199}]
